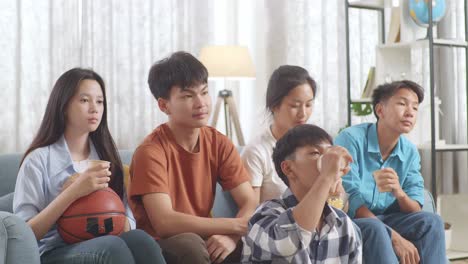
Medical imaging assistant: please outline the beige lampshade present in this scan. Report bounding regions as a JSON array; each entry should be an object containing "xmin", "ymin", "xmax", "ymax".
[{"xmin": 199, "ymin": 45, "xmax": 255, "ymax": 79}]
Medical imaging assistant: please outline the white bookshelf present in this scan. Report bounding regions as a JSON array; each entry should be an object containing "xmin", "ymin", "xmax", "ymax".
[
  {"xmin": 379, "ymin": 39, "xmax": 468, "ymax": 49},
  {"xmin": 438, "ymin": 194, "xmax": 468, "ymax": 260},
  {"xmin": 350, "ymin": 98, "xmax": 372, "ymax": 103},
  {"xmin": 447, "ymin": 250, "xmax": 468, "ymax": 260},
  {"xmin": 348, "ymin": 1, "xmax": 385, "ymax": 10},
  {"xmin": 433, "ymin": 38, "xmax": 468, "ymax": 47},
  {"xmin": 418, "ymin": 143, "xmax": 468, "ymax": 151}
]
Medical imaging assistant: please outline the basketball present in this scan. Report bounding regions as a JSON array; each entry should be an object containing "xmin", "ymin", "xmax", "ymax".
[{"xmin": 57, "ymin": 187, "xmax": 126, "ymax": 244}]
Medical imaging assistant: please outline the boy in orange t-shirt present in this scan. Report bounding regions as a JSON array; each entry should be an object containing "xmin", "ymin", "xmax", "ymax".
[{"xmin": 128, "ymin": 51, "xmax": 257, "ymax": 264}]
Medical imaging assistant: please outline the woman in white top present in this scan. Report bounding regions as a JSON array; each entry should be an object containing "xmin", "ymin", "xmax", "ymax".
[
  {"xmin": 242, "ymin": 65, "xmax": 316, "ymax": 203},
  {"xmin": 13, "ymin": 68, "xmax": 165, "ymax": 264}
]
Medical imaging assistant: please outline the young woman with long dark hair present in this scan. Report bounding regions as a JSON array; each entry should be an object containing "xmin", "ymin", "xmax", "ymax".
[{"xmin": 13, "ymin": 68, "xmax": 165, "ymax": 264}]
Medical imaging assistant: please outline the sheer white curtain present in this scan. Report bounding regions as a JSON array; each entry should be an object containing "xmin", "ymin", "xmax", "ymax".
[
  {"xmin": 79, "ymin": 0, "xmax": 214, "ymax": 149},
  {"xmin": 254, "ymin": 0, "xmax": 350, "ymax": 135},
  {"xmin": 0, "ymin": 0, "xmax": 214, "ymax": 153},
  {"xmin": 1, "ymin": 0, "xmax": 356, "ymax": 153}
]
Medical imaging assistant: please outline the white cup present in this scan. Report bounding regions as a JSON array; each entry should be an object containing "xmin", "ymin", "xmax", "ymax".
[
  {"xmin": 316, "ymin": 155, "xmax": 348, "ymax": 174},
  {"xmin": 87, "ymin": 160, "xmax": 110, "ymax": 169}
]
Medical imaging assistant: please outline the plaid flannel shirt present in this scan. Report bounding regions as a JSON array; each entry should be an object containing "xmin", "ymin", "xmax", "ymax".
[{"xmin": 242, "ymin": 189, "xmax": 362, "ymax": 264}]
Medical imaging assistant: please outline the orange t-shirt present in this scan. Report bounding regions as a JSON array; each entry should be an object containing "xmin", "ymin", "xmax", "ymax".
[{"xmin": 128, "ymin": 123, "xmax": 250, "ymax": 239}]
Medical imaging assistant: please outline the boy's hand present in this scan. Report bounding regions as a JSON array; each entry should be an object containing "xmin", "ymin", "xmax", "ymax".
[
  {"xmin": 378, "ymin": 168, "xmax": 405, "ymax": 198},
  {"xmin": 392, "ymin": 230, "xmax": 420, "ymax": 264},
  {"xmin": 229, "ymin": 217, "xmax": 248, "ymax": 235},
  {"xmin": 320, "ymin": 146, "xmax": 353, "ymax": 182},
  {"xmin": 206, "ymin": 234, "xmax": 238, "ymax": 263},
  {"xmin": 329, "ymin": 179, "xmax": 344, "ymax": 195}
]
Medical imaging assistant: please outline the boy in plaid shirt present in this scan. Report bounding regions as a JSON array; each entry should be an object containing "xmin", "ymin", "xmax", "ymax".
[{"xmin": 242, "ymin": 124, "xmax": 362, "ymax": 263}]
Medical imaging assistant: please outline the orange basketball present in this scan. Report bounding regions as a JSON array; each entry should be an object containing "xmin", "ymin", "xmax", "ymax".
[{"xmin": 57, "ymin": 187, "xmax": 126, "ymax": 244}]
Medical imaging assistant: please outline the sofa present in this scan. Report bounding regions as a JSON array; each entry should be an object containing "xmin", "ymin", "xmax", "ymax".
[
  {"xmin": 0, "ymin": 149, "xmax": 437, "ymax": 215},
  {"xmin": 0, "ymin": 150, "xmax": 239, "ymax": 217},
  {"xmin": 0, "ymin": 150, "xmax": 438, "ymax": 262},
  {"xmin": 0, "ymin": 150, "xmax": 238, "ymax": 263}
]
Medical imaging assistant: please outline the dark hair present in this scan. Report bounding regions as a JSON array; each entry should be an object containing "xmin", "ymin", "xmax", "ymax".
[
  {"xmin": 272, "ymin": 124, "xmax": 333, "ymax": 187},
  {"xmin": 266, "ymin": 65, "xmax": 317, "ymax": 112},
  {"xmin": 372, "ymin": 80, "xmax": 424, "ymax": 119},
  {"xmin": 147, "ymin": 51, "xmax": 208, "ymax": 100},
  {"xmin": 21, "ymin": 68, "xmax": 124, "ymax": 199}
]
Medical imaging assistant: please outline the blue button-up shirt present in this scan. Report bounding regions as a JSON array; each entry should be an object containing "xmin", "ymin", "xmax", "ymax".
[
  {"xmin": 242, "ymin": 189, "xmax": 362, "ymax": 263},
  {"xmin": 334, "ymin": 123, "xmax": 424, "ymax": 218},
  {"xmin": 13, "ymin": 136, "xmax": 135, "ymax": 255}
]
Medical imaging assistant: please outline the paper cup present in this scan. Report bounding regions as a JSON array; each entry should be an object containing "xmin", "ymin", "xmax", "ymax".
[
  {"xmin": 87, "ymin": 160, "xmax": 110, "ymax": 169},
  {"xmin": 317, "ymin": 155, "xmax": 348, "ymax": 173}
]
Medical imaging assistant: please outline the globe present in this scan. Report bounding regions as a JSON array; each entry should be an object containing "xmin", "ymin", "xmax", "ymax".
[{"xmin": 409, "ymin": 0, "xmax": 447, "ymax": 27}]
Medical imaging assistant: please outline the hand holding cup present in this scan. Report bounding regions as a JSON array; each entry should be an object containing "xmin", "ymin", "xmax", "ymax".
[
  {"xmin": 373, "ymin": 167, "xmax": 401, "ymax": 194},
  {"xmin": 63, "ymin": 160, "xmax": 112, "ymax": 199},
  {"xmin": 316, "ymin": 146, "xmax": 352, "ymax": 181}
]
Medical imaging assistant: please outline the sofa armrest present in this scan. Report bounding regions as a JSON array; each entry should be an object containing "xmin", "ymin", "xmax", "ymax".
[
  {"xmin": 0, "ymin": 192, "xmax": 14, "ymax": 213},
  {"xmin": 422, "ymin": 189, "xmax": 436, "ymax": 213}
]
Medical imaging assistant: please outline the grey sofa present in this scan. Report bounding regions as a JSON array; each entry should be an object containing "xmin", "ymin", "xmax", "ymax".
[
  {"xmin": 0, "ymin": 150, "xmax": 439, "ymax": 258},
  {"xmin": 0, "ymin": 150, "xmax": 238, "ymax": 264},
  {"xmin": 0, "ymin": 150, "xmax": 239, "ymax": 217},
  {"xmin": 0, "ymin": 150, "xmax": 437, "ymax": 215}
]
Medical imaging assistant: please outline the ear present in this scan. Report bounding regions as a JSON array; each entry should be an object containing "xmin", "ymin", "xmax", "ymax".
[
  {"xmin": 280, "ymin": 160, "xmax": 296, "ymax": 180},
  {"xmin": 375, "ymin": 102, "xmax": 384, "ymax": 119},
  {"xmin": 158, "ymin": 98, "xmax": 171, "ymax": 115},
  {"xmin": 271, "ymin": 105, "xmax": 279, "ymax": 116}
]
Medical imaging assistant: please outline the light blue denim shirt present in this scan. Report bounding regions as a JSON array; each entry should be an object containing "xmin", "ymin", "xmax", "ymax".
[
  {"xmin": 334, "ymin": 123, "xmax": 424, "ymax": 218},
  {"xmin": 13, "ymin": 135, "xmax": 135, "ymax": 255}
]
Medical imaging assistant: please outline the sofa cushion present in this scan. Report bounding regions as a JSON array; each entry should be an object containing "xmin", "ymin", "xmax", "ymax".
[
  {"xmin": 0, "ymin": 153, "xmax": 22, "ymax": 197},
  {"xmin": 0, "ymin": 192, "xmax": 14, "ymax": 213},
  {"xmin": 212, "ymin": 185, "xmax": 238, "ymax": 218},
  {"xmin": 119, "ymin": 150, "xmax": 134, "ymax": 166}
]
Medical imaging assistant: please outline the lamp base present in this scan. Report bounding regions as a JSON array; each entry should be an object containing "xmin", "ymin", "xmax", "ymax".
[{"xmin": 211, "ymin": 89, "xmax": 245, "ymax": 146}]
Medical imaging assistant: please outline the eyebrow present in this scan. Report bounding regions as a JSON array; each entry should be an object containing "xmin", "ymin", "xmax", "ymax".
[
  {"xmin": 396, "ymin": 96, "xmax": 418, "ymax": 104},
  {"xmin": 291, "ymin": 98, "xmax": 314, "ymax": 103},
  {"xmin": 182, "ymin": 85, "xmax": 208, "ymax": 94},
  {"xmin": 79, "ymin": 93, "xmax": 103, "ymax": 99},
  {"xmin": 316, "ymin": 143, "xmax": 332, "ymax": 149},
  {"xmin": 306, "ymin": 143, "xmax": 331, "ymax": 150}
]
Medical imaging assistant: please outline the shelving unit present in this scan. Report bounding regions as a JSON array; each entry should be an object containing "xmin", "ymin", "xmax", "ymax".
[
  {"xmin": 426, "ymin": 0, "xmax": 468, "ymax": 201},
  {"xmin": 345, "ymin": 0, "xmax": 468, "ymax": 199},
  {"xmin": 345, "ymin": 1, "xmax": 385, "ymax": 124},
  {"xmin": 350, "ymin": 98, "xmax": 372, "ymax": 103},
  {"xmin": 348, "ymin": 1, "xmax": 385, "ymax": 10}
]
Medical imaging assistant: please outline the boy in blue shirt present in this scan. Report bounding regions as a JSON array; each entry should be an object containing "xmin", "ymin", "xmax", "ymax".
[{"xmin": 335, "ymin": 80, "xmax": 446, "ymax": 264}]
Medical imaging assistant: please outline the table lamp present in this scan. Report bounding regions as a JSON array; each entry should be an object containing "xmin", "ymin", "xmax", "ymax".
[{"xmin": 199, "ymin": 45, "xmax": 255, "ymax": 145}]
